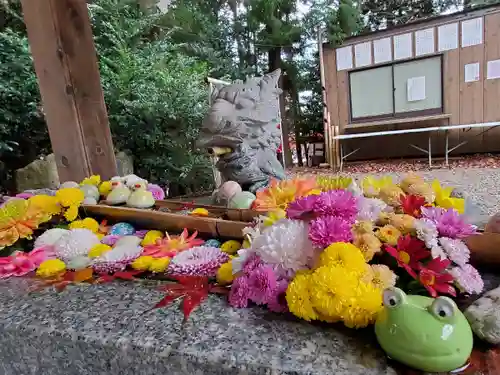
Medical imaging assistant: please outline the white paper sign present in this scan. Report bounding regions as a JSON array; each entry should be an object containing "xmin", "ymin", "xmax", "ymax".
[
  {"xmin": 354, "ymin": 42, "xmax": 372, "ymax": 67},
  {"xmin": 415, "ymin": 28, "xmax": 435, "ymax": 56},
  {"xmin": 464, "ymin": 62, "xmax": 480, "ymax": 82},
  {"xmin": 374, "ymin": 37, "xmax": 392, "ymax": 64},
  {"xmin": 336, "ymin": 46, "xmax": 353, "ymax": 71},
  {"xmin": 438, "ymin": 23, "xmax": 458, "ymax": 51},
  {"xmin": 394, "ymin": 33, "xmax": 412, "ymax": 60},
  {"xmin": 487, "ymin": 59, "xmax": 500, "ymax": 80},
  {"xmin": 407, "ymin": 76, "xmax": 426, "ymax": 102},
  {"xmin": 461, "ymin": 17, "xmax": 483, "ymax": 47}
]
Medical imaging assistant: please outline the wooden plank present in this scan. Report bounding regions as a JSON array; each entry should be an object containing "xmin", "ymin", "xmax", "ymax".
[
  {"xmin": 347, "ymin": 114, "xmax": 451, "ymax": 129},
  {"xmin": 443, "ymin": 42, "xmax": 461, "ymax": 150},
  {"xmin": 21, "ymin": 0, "xmax": 117, "ymax": 182},
  {"xmin": 483, "ymin": 12, "xmax": 500, "ymax": 152},
  {"xmin": 322, "ymin": 47, "xmax": 340, "ymax": 168},
  {"xmin": 337, "ymin": 70, "xmax": 350, "ymax": 133}
]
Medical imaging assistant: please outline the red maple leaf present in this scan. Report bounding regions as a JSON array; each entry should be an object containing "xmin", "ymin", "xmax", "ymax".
[{"xmin": 148, "ymin": 276, "xmax": 228, "ymax": 324}]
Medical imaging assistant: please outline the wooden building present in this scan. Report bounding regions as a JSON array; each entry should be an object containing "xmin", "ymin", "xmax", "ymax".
[{"xmin": 320, "ymin": 4, "xmax": 500, "ymax": 167}]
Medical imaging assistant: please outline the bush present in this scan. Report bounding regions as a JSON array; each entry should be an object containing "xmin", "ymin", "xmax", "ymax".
[{"xmin": 0, "ymin": 0, "xmax": 214, "ymax": 194}]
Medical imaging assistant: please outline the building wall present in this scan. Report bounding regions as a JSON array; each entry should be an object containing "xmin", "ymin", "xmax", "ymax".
[{"xmin": 322, "ymin": 6, "xmax": 500, "ymax": 162}]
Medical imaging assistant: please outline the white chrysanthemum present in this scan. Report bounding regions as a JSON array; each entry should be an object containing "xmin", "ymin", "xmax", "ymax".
[
  {"xmin": 414, "ymin": 218, "xmax": 439, "ymax": 249},
  {"xmin": 168, "ymin": 246, "xmax": 229, "ymax": 276},
  {"xmin": 347, "ymin": 180, "xmax": 363, "ymax": 197},
  {"xmin": 92, "ymin": 245, "xmax": 142, "ymax": 273},
  {"xmin": 34, "ymin": 228, "xmax": 69, "ymax": 249},
  {"xmin": 232, "ymin": 248, "xmax": 253, "ymax": 275},
  {"xmin": 431, "ymin": 245, "xmax": 447, "ymax": 260},
  {"xmin": 53, "ymin": 229, "xmax": 100, "ymax": 262},
  {"xmin": 357, "ymin": 197, "xmax": 389, "ymax": 222},
  {"xmin": 250, "ymin": 219, "xmax": 317, "ymax": 274},
  {"xmin": 243, "ymin": 225, "xmax": 261, "ymax": 241}
]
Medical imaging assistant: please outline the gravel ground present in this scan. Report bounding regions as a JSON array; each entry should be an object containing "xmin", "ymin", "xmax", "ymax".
[{"xmin": 289, "ymin": 167, "xmax": 500, "ymax": 228}]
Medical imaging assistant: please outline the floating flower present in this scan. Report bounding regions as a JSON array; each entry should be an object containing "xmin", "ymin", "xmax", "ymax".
[
  {"xmin": 88, "ymin": 243, "xmax": 112, "ymax": 258},
  {"xmin": 149, "ymin": 257, "xmax": 171, "ymax": 273},
  {"xmin": 168, "ymin": 246, "xmax": 229, "ymax": 276},
  {"xmin": 376, "ymin": 225, "xmax": 401, "ymax": 246},
  {"xmin": 313, "ymin": 190, "xmax": 358, "ymax": 221},
  {"xmin": 357, "ymin": 197, "xmax": 388, "ymax": 222},
  {"xmin": 247, "ymin": 265, "xmax": 278, "ymax": 305},
  {"xmin": 220, "ymin": 240, "xmax": 242, "ymax": 255},
  {"xmin": 449, "ymin": 264, "xmax": 484, "ymax": 295},
  {"xmin": 251, "ymin": 219, "xmax": 317, "ymax": 276},
  {"xmin": 55, "ymin": 188, "xmax": 84, "ymax": 222},
  {"xmin": 69, "ymin": 217, "xmax": 100, "ymax": 233},
  {"xmin": 414, "ymin": 218, "xmax": 438, "ymax": 249},
  {"xmin": 309, "ymin": 216, "xmax": 353, "ymax": 248},
  {"xmin": 286, "ymin": 194, "xmax": 319, "ymax": 220},
  {"xmin": 363, "ymin": 264, "xmax": 397, "ymax": 290},
  {"xmin": 379, "ymin": 185, "xmax": 405, "ymax": 207},
  {"xmin": 253, "ymin": 177, "xmax": 317, "ymax": 211},
  {"xmin": 262, "ymin": 209, "xmax": 286, "ymax": 227},
  {"xmin": 81, "ymin": 175, "xmax": 101, "ymax": 186},
  {"xmin": 361, "ymin": 176, "xmax": 394, "ymax": 197},
  {"xmin": 141, "ymin": 230, "xmax": 164, "ymax": 246},
  {"xmin": 401, "ymin": 194, "xmax": 426, "ymax": 217},
  {"xmin": 28, "ymin": 195, "xmax": 61, "ymax": 216},
  {"xmin": 286, "ymin": 273, "xmax": 318, "ymax": 321},
  {"xmin": 216, "ymin": 261, "xmax": 234, "ymax": 285},
  {"xmin": 317, "ymin": 242, "xmax": 367, "ymax": 272},
  {"xmin": 353, "ymin": 232, "xmax": 382, "ymax": 261},
  {"xmin": 385, "ymin": 235, "xmax": 430, "ymax": 278},
  {"xmin": 417, "ymin": 257, "xmax": 456, "ymax": 298},
  {"xmin": 36, "ymin": 259, "xmax": 66, "ymax": 278},
  {"xmin": 131, "ymin": 256, "xmax": 154, "ymax": 271},
  {"xmin": 147, "ymin": 183, "xmax": 165, "ymax": 200},
  {"xmin": 229, "ymin": 275, "xmax": 250, "ymax": 308},
  {"xmin": 439, "ymin": 237, "xmax": 470, "ymax": 266},
  {"xmin": 0, "ymin": 247, "xmax": 55, "ymax": 279},
  {"xmin": 53, "ymin": 229, "xmax": 101, "ymax": 262},
  {"xmin": 421, "ymin": 206, "xmax": 476, "ymax": 239},
  {"xmin": 316, "ymin": 176, "xmax": 352, "ymax": 191},
  {"xmin": 143, "ymin": 229, "xmax": 204, "ymax": 258},
  {"xmin": 92, "ymin": 244, "xmax": 142, "ymax": 273},
  {"xmin": 0, "ymin": 199, "xmax": 50, "ymax": 247},
  {"xmin": 267, "ymin": 279, "xmax": 289, "ymax": 313},
  {"xmin": 101, "ymin": 235, "xmax": 121, "ymax": 246}
]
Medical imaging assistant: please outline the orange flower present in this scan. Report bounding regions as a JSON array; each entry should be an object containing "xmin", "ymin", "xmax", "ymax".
[
  {"xmin": 252, "ymin": 177, "xmax": 318, "ymax": 212},
  {"xmin": 0, "ymin": 199, "xmax": 50, "ymax": 247}
]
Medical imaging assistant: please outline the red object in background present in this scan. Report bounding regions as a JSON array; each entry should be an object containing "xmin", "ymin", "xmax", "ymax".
[{"xmin": 277, "ymin": 123, "xmax": 283, "ymax": 153}]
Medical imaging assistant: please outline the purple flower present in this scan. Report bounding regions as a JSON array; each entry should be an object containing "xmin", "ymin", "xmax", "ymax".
[
  {"xmin": 247, "ymin": 265, "xmax": 278, "ymax": 305},
  {"xmin": 439, "ymin": 237, "xmax": 470, "ymax": 266},
  {"xmin": 15, "ymin": 193, "xmax": 33, "ymax": 199},
  {"xmin": 168, "ymin": 246, "xmax": 230, "ymax": 276},
  {"xmin": 286, "ymin": 195, "xmax": 319, "ymax": 220},
  {"xmin": 313, "ymin": 190, "xmax": 357, "ymax": 221},
  {"xmin": 421, "ymin": 207, "xmax": 476, "ymax": 239},
  {"xmin": 147, "ymin": 184, "xmax": 165, "ymax": 200},
  {"xmin": 356, "ymin": 197, "xmax": 388, "ymax": 222},
  {"xmin": 308, "ymin": 216, "xmax": 353, "ymax": 248},
  {"xmin": 267, "ymin": 279, "xmax": 289, "ymax": 313},
  {"xmin": 449, "ymin": 264, "xmax": 484, "ymax": 295},
  {"xmin": 229, "ymin": 276, "xmax": 250, "ymax": 308},
  {"xmin": 101, "ymin": 235, "xmax": 122, "ymax": 246},
  {"xmin": 243, "ymin": 253, "xmax": 263, "ymax": 275},
  {"xmin": 135, "ymin": 230, "xmax": 148, "ymax": 239}
]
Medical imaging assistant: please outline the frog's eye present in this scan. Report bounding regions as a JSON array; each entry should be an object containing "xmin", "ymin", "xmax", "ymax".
[
  {"xmin": 430, "ymin": 297, "xmax": 456, "ymax": 320},
  {"xmin": 383, "ymin": 288, "xmax": 404, "ymax": 308}
]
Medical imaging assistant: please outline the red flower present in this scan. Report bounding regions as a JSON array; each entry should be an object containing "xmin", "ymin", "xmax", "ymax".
[
  {"xmin": 385, "ymin": 235, "xmax": 431, "ymax": 278},
  {"xmin": 400, "ymin": 194, "xmax": 427, "ymax": 217},
  {"xmin": 417, "ymin": 257, "xmax": 456, "ymax": 298}
]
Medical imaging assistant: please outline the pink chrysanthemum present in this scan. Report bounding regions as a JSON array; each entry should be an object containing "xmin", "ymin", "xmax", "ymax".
[
  {"xmin": 147, "ymin": 184, "xmax": 165, "ymax": 200},
  {"xmin": 267, "ymin": 279, "xmax": 289, "ymax": 313},
  {"xmin": 449, "ymin": 264, "xmax": 484, "ymax": 295},
  {"xmin": 421, "ymin": 207, "xmax": 476, "ymax": 239},
  {"xmin": 247, "ymin": 265, "xmax": 278, "ymax": 305},
  {"xmin": 243, "ymin": 253, "xmax": 263, "ymax": 275},
  {"xmin": 313, "ymin": 190, "xmax": 358, "ymax": 221},
  {"xmin": 168, "ymin": 246, "xmax": 229, "ymax": 276},
  {"xmin": 286, "ymin": 194, "xmax": 320, "ymax": 220},
  {"xmin": 229, "ymin": 275, "xmax": 250, "ymax": 308},
  {"xmin": 439, "ymin": 237, "xmax": 470, "ymax": 266},
  {"xmin": 309, "ymin": 216, "xmax": 353, "ymax": 248},
  {"xmin": 101, "ymin": 235, "xmax": 122, "ymax": 246}
]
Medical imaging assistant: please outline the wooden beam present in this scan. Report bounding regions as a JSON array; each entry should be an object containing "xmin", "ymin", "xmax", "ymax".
[{"xmin": 21, "ymin": 0, "xmax": 117, "ymax": 182}]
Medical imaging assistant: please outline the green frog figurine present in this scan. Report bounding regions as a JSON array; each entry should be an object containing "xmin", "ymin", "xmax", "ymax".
[{"xmin": 375, "ymin": 287, "xmax": 473, "ymax": 373}]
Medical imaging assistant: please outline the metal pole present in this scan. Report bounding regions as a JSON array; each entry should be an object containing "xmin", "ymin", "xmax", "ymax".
[{"xmin": 318, "ymin": 28, "xmax": 332, "ymax": 168}]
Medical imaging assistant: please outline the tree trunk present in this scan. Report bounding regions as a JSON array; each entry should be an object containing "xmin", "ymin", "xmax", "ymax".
[{"xmin": 268, "ymin": 48, "xmax": 293, "ymax": 168}]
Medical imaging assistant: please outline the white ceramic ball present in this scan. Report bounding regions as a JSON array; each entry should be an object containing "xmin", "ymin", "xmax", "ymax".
[{"xmin": 218, "ymin": 181, "xmax": 242, "ymax": 201}]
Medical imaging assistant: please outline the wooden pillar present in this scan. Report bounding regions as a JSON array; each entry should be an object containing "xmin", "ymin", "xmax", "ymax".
[{"xmin": 21, "ymin": 0, "xmax": 117, "ymax": 182}]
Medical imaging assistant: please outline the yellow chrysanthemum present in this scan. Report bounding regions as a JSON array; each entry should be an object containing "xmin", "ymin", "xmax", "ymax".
[
  {"xmin": 99, "ymin": 181, "xmax": 113, "ymax": 197},
  {"xmin": 362, "ymin": 176, "xmax": 394, "ymax": 197},
  {"xmin": 81, "ymin": 175, "xmax": 101, "ymax": 186},
  {"xmin": 317, "ymin": 242, "xmax": 367, "ymax": 273},
  {"xmin": 64, "ymin": 205, "xmax": 79, "ymax": 222},
  {"xmin": 379, "ymin": 185, "xmax": 405, "ymax": 207},
  {"xmin": 28, "ymin": 195, "xmax": 61, "ymax": 216},
  {"xmin": 36, "ymin": 259, "xmax": 66, "ymax": 278},
  {"xmin": 216, "ymin": 261, "xmax": 234, "ymax": 285},
  {"xmin": 365, "ymin": 264, "xmax": 397, "ymax": 290},
  {"xmin": 316, "ymin": 176, "xmax": 352, "ymax": 192},
  {"xmin": 353, "ymin": 233, "xmax": 382, "ymax": 261},
  {"xmin": 131, "ymin": 256, "xmax": 154, "ymax": 271},
  {"xmin": 220, "ymin": 240, "xmax": 242, "ymax": 254},
  {"xmin": 88, "ymin": 243, "xmax": 112, "ymax": 258},
  {"xmin": 262, "ymin": 209, "xmax": 286, "ymax": 227},
  {"xmin": 141, "ymin": 230, "xmax": 164, "ymax": 246},
  {"xmin": 341, "ymin": 281, "xmax": 383, "ymax": 329},
  {"xmin": 286, "ymin": 273, "xmax": 318, "ymax": 321},
  {"xmin": 69, "ymin": 217, "xmax": 100, "ymax": 233},
  {"xmin": 376, "ymin": 225, "xmax": 401, "ymax": 246},
  {"xmin": 56, "ymin": 188, "xmax": 85, "ymax": 208},
  {"xmin": 352, "ymin": 221, "xmax": 374, "ymax": 235},
  {"xmin": 407, "ymin": 182, "xmax": 435, "ymax": 204},
  {"xmin": 388, "ymin": 214, "xmax": 415, "ymax": 235},
  {"xmin": 149, "ymin": 257, "xmax": 170, "ymax": 273},
  {"xmin": 400, "ymin": 173, "xmax": 425, "ymax": 192}
]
